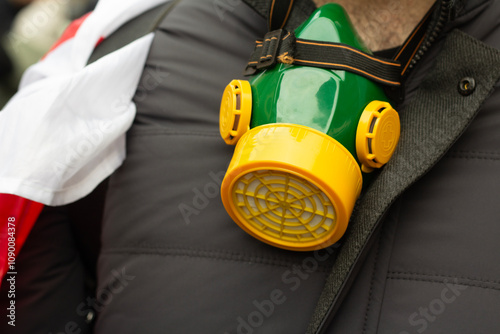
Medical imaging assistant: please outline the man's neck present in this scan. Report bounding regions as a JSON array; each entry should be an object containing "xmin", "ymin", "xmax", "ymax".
[{"xmin": 313, "ymin": 0, "xmax": 436, "ymax": 51}]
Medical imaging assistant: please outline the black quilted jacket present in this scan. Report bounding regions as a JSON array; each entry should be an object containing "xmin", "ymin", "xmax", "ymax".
[{"xmin": 1, "ymin": 0, "xmax": 500, "ymax": 333}]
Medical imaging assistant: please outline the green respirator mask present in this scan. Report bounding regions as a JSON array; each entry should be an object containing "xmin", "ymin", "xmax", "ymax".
[{"xmin": 219, "ymin": 4, "xmax": 401, "ymax": 251}]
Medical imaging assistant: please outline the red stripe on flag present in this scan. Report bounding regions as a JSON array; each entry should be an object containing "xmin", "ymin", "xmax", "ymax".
[
  {"xmin": 0, "ymin": 194, "xmax": 44, "ymax": 284},
  {"xmin": 43, "ymin": 12, "xmax": 104, "ymax": 59}
]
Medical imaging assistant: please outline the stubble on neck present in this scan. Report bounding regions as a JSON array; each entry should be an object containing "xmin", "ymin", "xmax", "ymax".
[{"xmin": 313, "ymin": 0, "xmax": 436, "ymax": 51}]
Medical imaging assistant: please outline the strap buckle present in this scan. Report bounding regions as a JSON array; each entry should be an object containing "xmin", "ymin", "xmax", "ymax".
[{"xmin": 256, "ymin": 29, "xmax": 286, "ymax": 70}]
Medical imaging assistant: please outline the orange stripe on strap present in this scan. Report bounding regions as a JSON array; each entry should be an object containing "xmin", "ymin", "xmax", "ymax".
[{"xmin": 294, "ymin": 58, "xmax": 401, "ymax": 86}]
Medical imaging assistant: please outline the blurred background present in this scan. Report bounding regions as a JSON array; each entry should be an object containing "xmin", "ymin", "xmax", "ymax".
[{"xmin": 0, "ymin": 0, "xmax": 98, "ymax": 108}]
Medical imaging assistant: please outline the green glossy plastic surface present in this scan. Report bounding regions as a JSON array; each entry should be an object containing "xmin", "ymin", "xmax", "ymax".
[{"xmin": 249, "ymin": 4, "xmax": 389, "ymax": 158}]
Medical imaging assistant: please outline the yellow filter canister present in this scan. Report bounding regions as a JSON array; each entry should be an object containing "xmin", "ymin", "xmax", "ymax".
[{"xmin": 221, "ymin": 123, "xmax": 363, "ymax": 251}]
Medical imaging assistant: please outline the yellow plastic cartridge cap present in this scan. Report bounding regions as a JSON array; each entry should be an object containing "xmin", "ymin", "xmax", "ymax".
[
  {"xmin": 221, "ymin": 124, "xmax": 363, "ymax": 251},
  {"xmin": 219, "ymin": 79, "xmax": 252, "ymax": 145},
  {"xmin": 356, "ymin": 101, "xmax": 400, "ymax": 173}
]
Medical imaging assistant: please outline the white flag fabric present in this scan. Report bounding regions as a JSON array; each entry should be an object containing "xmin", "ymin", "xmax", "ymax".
[{"xmin": 0, "ymin": 0, "xmax": 170, "ymax": 205}]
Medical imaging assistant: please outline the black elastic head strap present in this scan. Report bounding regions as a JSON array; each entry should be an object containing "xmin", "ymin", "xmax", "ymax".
[
  {"xmin": 268, "ymin": 0, "xmax": 295, "ymax": 30},
  {"xmin": 393, "ymin": 1, "xmax": 438, "ymax": 78},
  {"xmin": 244, "ymin": 29, "xmax": 403, "ymax": 86},
  {"xmin": 383, "ymin": 1, "xmax": 438, "ymax": 101}
]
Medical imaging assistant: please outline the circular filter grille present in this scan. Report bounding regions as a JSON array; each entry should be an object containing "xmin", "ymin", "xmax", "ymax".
[{"xmin": 232, "ymin": 170, "xmax": 337, "ymax": 244}]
